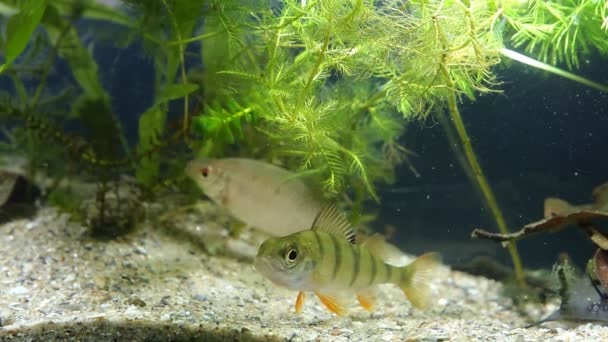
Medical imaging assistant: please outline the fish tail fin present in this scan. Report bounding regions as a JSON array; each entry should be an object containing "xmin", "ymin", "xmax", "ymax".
[{"xmin": 398, "ymin": 252, "xmax": 441, "ymax": 310}]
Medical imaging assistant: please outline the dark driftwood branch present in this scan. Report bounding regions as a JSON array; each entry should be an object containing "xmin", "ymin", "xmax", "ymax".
[
  {"xmin": 471, "ymin": 228, "xmax": 521, "ymax": 243},
  {"xmin": 472, "ymin": 211, "xmax": 608, "ymax": 244}
]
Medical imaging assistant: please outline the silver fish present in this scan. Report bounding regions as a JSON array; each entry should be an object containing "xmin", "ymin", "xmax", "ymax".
[{"xmin": 185, "ymin": 158, "xmax": 322, "ymax": 236}]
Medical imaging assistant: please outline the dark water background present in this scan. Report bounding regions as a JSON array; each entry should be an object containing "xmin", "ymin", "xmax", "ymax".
[
  {"xmin": 379, "ymin": 54, "xmax": 608, "ymax": 270},
  {"xmin": 4, "ymin": 16, "xmax": 608, "ymax": 273}
]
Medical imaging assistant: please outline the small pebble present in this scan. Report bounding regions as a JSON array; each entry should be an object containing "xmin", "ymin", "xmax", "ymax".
[
  {"xmin": 193, "ymin": 294, "xmax": 209, "ymax": 301},
  {"xmin": 134, "ymin": 246, "xmax": 147, "ymax": 255},
  {"xmin": 128, "ymin": 296, "xmax": 147, "ymax": 307},
  {"xmin": 124, "ymin": 306, "xmax": 142, "ymax": 318},
  {"xmin": 8, "ymin": 286, "xmax": 29, "ymax": 295},
  {"xmin": 0, "ymin": 310, "xmax": 14, "ymax": 327}
]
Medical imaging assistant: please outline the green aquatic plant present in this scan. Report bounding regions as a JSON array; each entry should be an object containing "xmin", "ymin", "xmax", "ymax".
[
  {"xmin": 0, "ymin": 0, "xmax": 188, "ymax": 236},
  {"xmin": 1, "ymin": 0, "xmax": 607, "ymax": 282},
  {"xmin": 186, "ymin": 0, "xmax": 504, "ymax": 202},
  {"xmin": 499, "ymin": 0, "xmax": 608, "ymax": 69}
]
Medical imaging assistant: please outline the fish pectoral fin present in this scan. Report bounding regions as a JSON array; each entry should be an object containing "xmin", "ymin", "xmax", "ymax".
[
  {"xmin": 315, "ymin": 291, "xmax": 348, "ymax": 316},
  {"xmin": 356, "ymin": 288, "xmax": 377, "ymax": 311},
  {"xmin": 295, "ymin": 291, "xmax": 305, "ymax": 313}
]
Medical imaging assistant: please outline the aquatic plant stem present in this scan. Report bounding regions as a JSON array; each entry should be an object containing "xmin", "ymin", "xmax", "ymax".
[
  {"xmin": 447, "ymin": 99, "xmax": 526, "ymax": 288},
  {"xmin": 436, "ymin": 110, "xmax": 478, "ymax": 197},
  {"xmin": 30, "ymin": 21, "xmax": 72, "ymax": 110},
  {"xmin": 300, "ymin": 25, "xmax": 331, "ymax": 102},
  {"xmin": 166, "ymin": 31, "xmax": 223, "ymax": 46},
  {"xmin": 440, "ymin": 64, "xmax": 526, "ymax": 288},
  {"xmin": 501, "ymin": 48, "xmax": 608, "ymax": 92},
  {"xmin": 161, "ymin": 0, "xmax": 190, "ymax": 143}
]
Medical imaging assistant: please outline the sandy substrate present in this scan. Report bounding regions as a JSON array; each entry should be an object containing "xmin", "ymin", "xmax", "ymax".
[{"xmin": 1, "ymin": 205, "xmax": 607, "ymax": 341}]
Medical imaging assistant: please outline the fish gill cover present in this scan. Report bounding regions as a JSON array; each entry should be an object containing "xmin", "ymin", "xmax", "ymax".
[{"xmin": 0, "ymin": 0, "xmax": 607, "ymax": 283}]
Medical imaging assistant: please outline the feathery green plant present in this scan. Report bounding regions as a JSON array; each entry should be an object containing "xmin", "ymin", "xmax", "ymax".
[
  {"xmin": 500, "ymin": 0, "xmax": 608, "ymax": 69},
  {"xmin": 194, "ymin": 0, "xmax": 507, "ymax": 200}
]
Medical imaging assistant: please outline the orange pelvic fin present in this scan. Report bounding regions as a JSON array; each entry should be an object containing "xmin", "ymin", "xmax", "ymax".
[
  {"xmin": 295, "ymin": 291, "xmax": 305, "ymax": 313},
  {"xmin": 315, "ymin": 291, "xmax": 347, "ymax": 316},
  {"xmin": 356, "ymin": 289, "xmax": 377, "ymax": 311}
]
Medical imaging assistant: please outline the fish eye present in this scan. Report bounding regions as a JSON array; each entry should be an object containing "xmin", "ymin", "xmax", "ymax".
[
  {"xmin": 285, "ymin": 249, "xmax": 298, "ymax": 263},
  {"xmin": 200, "ymin": 167, "xmax": 210, "ymax": 178}
]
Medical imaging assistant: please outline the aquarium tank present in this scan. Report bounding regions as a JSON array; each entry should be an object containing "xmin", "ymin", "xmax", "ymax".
[{"xmin": 1, "ymin": 0, "xmax": 608, "ymax": 340}]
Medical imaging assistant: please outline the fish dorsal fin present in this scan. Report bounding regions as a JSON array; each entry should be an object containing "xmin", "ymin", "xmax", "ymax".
[{"xmin": 311, "ymin": 204, "xmax": 356, "ymax": 244}]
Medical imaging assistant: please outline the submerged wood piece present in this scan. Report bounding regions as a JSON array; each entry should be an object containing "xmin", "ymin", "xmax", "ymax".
[
  {"xmin": 595, "ymin": 249, "xmax": 608, "ymax": 289},
  {"xmin": 585, "ymin": 225, "xmax": 608, "ymax": 250},
  {"xmin": 472, "ymin": 211, "xmax": 608, "ymax": 243},
  {"xmin": 472, "ymin": 182, "xmax": 608, "ymax": 244},
  {"xmin": 0, "ymin": 170, "xmax": 41, "ymax": 208}
]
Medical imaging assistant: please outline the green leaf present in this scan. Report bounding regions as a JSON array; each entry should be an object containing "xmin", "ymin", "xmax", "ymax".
[
  {"xmin": 0, "ymin": 0, "xmax": 48, "ymax": 74},
  {"xmin": 198, "ymin": 116, "xmax": 222, "ymax": 133},
  {"xmin": 49, "ymin": 0, "xmax": 132, "ymax": 27},
  {"xmin": 42, "ymin": 3, "xmax": 107, "ymax": 101},
  {"xmin": 0, "ymin": 2, "xmax": 18, "ymax": 16},
  {"xmin": 222, "ymin": 124, "xmax": 235, "ymax": 144},
  {"xmin": 229, "ymin": 116, "xmax": 244, "ymax": 139},
  {"xmin": 138, "ymin": 107, "xmax": 165, "ymax": 147},
  {"xmin": 9, "ymin": 72, "xmax": 28, "ymax": 106},
  {"xmin": 136, "ymin": 106, "xmax": 166, "ymax": 186},
  {"xmin": 80, "ymin": 0, "xmax": 132, "ymax": 27},
  {"xmin": 156, "ymin": 83, "xmax": 199, "ymax": 105}
]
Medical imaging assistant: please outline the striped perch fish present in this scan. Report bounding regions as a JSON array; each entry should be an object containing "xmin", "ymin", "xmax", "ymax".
[{"xmin": 254, "ymin": 204, "xmax": 440, "ymax": 315}]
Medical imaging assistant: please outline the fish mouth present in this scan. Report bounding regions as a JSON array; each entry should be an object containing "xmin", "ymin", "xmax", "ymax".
[
  {"xmin": 253, "ymin": 257, "xmax": 273, "ymax": 275},
  {"xmin": 254, "ymin": 258, "xmax": 289, "ymax": 287}
]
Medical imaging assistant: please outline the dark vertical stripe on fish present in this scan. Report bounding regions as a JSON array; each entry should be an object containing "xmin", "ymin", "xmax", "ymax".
[
  {"xmin": 349, "ymin": 246, "xmax": 360, "ymax": 287},
  {"xmin": 385, "ymin": 263, "xmax": 392, "ymax": 283},
  {"xmin": 330, "ymin": 234, "xmax": 341, "ymax": 281},
  {"xmin": 313, "ymin": 231, "xmax": 324, "ymax": 262},
  {"xmin": 368, "ymin": 252, "xmax": 377, "ymax": 286},
  {"xmin": 400, "ymin": 266, "xmax": 407, "ymax": 285}
]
